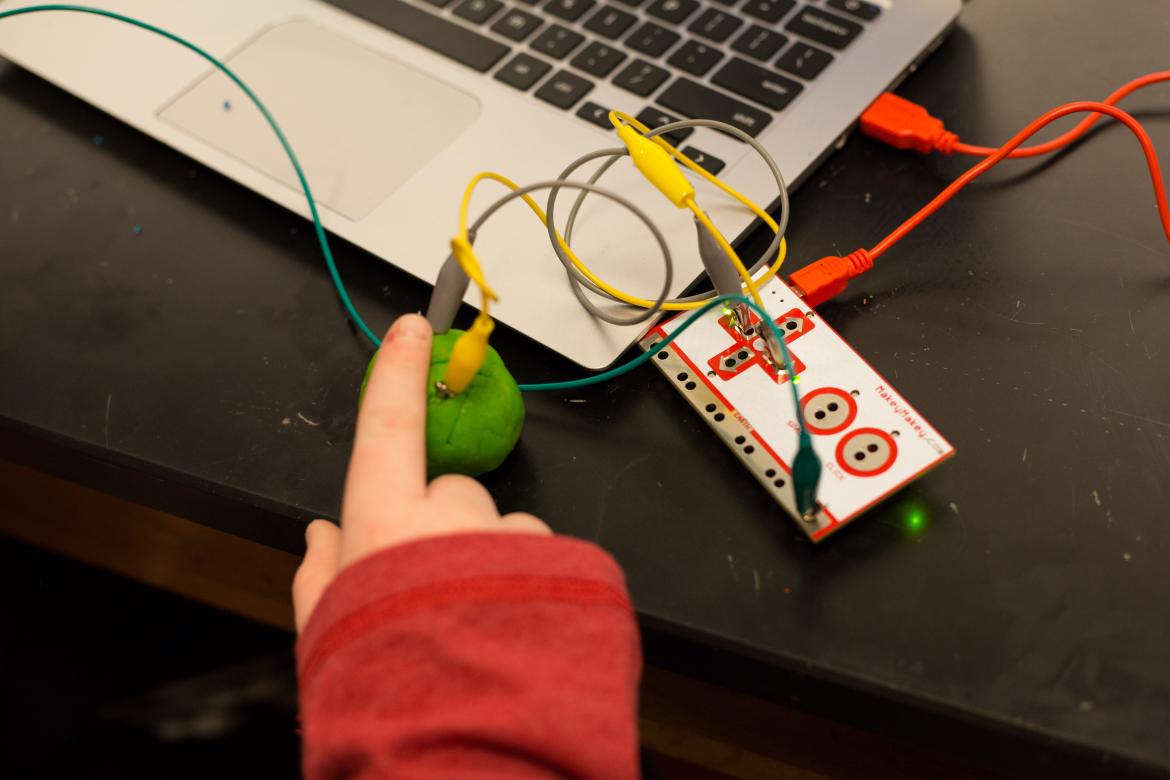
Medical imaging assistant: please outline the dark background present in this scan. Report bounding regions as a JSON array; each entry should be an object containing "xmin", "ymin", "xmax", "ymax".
[
  {"xmin": 3, "ymin": 0, "xmax": 1170, "ymax": 777},
  {"xmin": 0, "ymin": 536, "xmax": 301, "ymax": 779}
]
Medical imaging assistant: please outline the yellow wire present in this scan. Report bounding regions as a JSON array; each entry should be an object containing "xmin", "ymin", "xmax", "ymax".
[
  {"xmin": 607, "ymin": 110, "xmax": 779, "ymax": 233},
  {"xmin": 455, "ymin": 116, "xmax": 788, "ymax": 312},
  {"xmin": 605, "ymin": 110, "xmax": 784, "ymax": 309}
]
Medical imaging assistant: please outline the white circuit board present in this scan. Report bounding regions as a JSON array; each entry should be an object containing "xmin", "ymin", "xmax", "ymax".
[{"xmin": 639, "ymin": 281, "xmax": 954, "ymax": 542}]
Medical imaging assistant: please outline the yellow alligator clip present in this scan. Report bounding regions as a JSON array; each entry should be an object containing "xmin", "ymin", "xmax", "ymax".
[
  {"xmin": 616, "ymin": 124, "xmax": 695, "ymax": 208},
  {"xmin": 439, "ymin": 311, "xmax": 494, "ymax": 396}
]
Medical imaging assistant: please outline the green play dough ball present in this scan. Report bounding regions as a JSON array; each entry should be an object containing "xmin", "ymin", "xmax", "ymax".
[{"xmin": 358, "ymin": 330, "xmax": 525, "ymax": 477}]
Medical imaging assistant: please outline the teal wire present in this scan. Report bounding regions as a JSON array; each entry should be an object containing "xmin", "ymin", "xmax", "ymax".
[
  {"xmin": 518, "ymin": 293, "xmax": 808, "ymax": 438},
  {"xmin": 7, "ymin": 5, "xmax": 805, "ymax": 427},
  {"xmin": 0, "ymin": 4, "xmax": 384, "ymax": 347}
]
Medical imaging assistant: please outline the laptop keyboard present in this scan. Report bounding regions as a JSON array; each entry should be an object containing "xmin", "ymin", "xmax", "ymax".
[{"xmin": 326, "ymin": 0, "xmax": 881, "ymax": 165}]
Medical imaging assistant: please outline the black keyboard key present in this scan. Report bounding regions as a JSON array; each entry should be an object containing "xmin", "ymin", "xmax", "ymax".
[
  {"xmin": 732, "ymin": 24, "xmax": 787, "ymax": 61},
  {"xmin": 646, "ymin": 0, "xmax": 699, "ymax": 25},
  {"xmin": 577, "ymin": 100, "xmax": 613, "ymax": 129},
  {"xmin": 516, "ymin": 0, "xmax": 540, "ymax": 4},
  {"xmin": 709, "ymin": 0, "xmax": 736, "ymax": 5},
  {"xmin": 614, "ymin": 0, "xmax": 646, "ymax": 6},
  {"xmin": 636, "ymin": 107, "xmax": 694, "ymax": 145},
  {"xmin": 530, "ymin": 24, "xmax": 585, "ymax": 58},
  {"xmin": 535, "ymin": 70, "xmax": 595, "ymax": 108},
  {"xmin": 571, "ymin": 41, "xmax": 627, "ymax": 76},
  {"xmin": 613, "ymin": 59, "xmax": 670, "ymax": 96},
  {"xmin": 687, "ymin": 8, "xmax": 743, "ymax": 43},
  {"xmin": 657, "ymin": 77, "xmax": 772, "ymax": 136},
  {"xmin": 626, "ymin": 21, "xmax": 680, "ymax": 58},
  {"xmin": 421, "ymin": 0, "xmax": 455, "ymax": 7},
  {"xmin": 328, "ymin": 0, "xmax": 509, "ymax": 72},
  {"xmin": 776, "ymin": 42, "xmax": 832, "ymax": 79},
  {"xmin": 785, "ymin": 6, "xmax": 862, "ymax": 50},
  {"xmin": 494, "ymin": 52, "xmax": 552, "ymax": 89},
  {"xmin": 713, "ymin": 57, "xmax": 802, "ymax": 110},
  {"xmin": 742, "ymin": 0, "xmax": 795, "ymax": 24},
  {"xmin": 827, "ymin": 0, "xmax": 880, "ymax": 21},
  {"xmin": 454, "ymin": 0, "xmax": 504, "ymax": 24},
  {"xmin": 667, "ymin": 39, "xmax": 723, "ymax": 76},
  {"xmin": 584, "ymin": 5, "xmax": 637, "ymax": 39},
  {"xmin": 491, "ymin": 7, "xmax": 543, "ymax": 40},
  {"xmin": 545, "ymin": 0, "xmax": 596, "ymax": 21},
  {"xmin": 682, "ymin": 146, "xmax": 725, "ymax": 175}
]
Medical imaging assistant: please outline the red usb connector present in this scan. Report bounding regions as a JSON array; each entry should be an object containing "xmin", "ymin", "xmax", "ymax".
[
  {"xmin": 858, "ymin": 92, "xmax": 958, "ymax": 155},
  {"xmin": 788, "ymin": 250, "xmax": 873, "ymax": 308}
]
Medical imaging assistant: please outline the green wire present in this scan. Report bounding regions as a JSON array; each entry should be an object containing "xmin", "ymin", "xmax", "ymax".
[
  {"xmin": 5, "ymin": 6, "xmax": 822, "ymax": 513},
  {"xmin": 0, "ymin": 4, "xmax": 384, "ymax": 347},
  {"xmin": 0, "ymin": 7, "xmax": 800, "ymax": 412},
  {"xmin": 519, "ymin": 293, "xmax": 806, "ymax": 434},
  {"xmin": 521, "ymin": 293, "xmax": 822, "ymax": 517},
  {"xmin": 4, "ymin": 7, "xmax": 819, "ymax": 481}
]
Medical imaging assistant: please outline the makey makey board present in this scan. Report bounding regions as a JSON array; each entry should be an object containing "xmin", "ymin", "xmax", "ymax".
[{"xmin": 640, "ymin": 280, "xmax": 954, "ymax": 542}]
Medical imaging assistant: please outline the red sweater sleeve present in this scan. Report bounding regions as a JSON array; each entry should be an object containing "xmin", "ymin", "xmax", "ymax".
[{"xmin": 296, "ymin": 532, "xmax": 642, "ymax": 780}]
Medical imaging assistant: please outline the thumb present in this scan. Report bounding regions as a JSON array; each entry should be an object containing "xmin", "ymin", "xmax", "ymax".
[{"xmin": 292, "ymin": 520, "xmax": 341, "ymax": 634}]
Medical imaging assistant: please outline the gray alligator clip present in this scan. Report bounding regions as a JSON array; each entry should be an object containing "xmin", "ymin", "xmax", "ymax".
[{"xmin": 424, "ymin": 229, "xmax": 477, "ymax": 334}]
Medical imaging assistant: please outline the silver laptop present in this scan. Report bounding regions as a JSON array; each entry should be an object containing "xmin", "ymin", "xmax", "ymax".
[{"xmin": 0, "ymin": 0, "xmax": 959, "ymax": 368}]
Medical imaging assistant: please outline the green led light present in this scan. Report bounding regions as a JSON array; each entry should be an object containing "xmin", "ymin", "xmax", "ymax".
[
  {"xmin": 722, "ymin": 306, "xmax": 734, "ymax": 318},
  {"xmin": 792, "ymin": 375, "xmax": 801, "ymax": 384},
  {"xmin": 904, "ymin": 507, "xmax": 927, "ymax": 535}
]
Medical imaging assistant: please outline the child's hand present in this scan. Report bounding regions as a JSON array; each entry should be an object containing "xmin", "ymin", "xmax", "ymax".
[{"xmin": 292, "ymin": 314, "xmax": 550, "ymax": 632}]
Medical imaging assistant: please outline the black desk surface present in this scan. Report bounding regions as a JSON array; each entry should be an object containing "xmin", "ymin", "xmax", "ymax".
[{"xmin": 3, "ymin": 1, "xmax": 1170, "ymax": 776}]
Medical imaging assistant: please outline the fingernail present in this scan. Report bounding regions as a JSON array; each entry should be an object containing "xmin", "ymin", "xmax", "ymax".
[{"xmin": 392, "ymin": 313, "xmax": 431, "ymax": 341}]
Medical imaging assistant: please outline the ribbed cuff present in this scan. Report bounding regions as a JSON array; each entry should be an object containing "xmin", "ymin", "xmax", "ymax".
[{"xmin": 296, "ymin": 532, "xmax": 631, "ymax": 690}]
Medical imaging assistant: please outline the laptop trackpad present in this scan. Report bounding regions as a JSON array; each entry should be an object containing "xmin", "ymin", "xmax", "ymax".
[{"xmin": 158, "ymin": 20, "xmax": 480, "ymax": 221}]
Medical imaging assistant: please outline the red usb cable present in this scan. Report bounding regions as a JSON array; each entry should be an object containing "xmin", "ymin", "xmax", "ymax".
[
  {"xmin": 790, "ymin": 74, "xmax": 1170, "ymax": 307},
  {"xmin": 951, "ymin": 71, "xmax": 1170, "ymax": 158},
  {"xmin": 872, "ymin": 100, "xmax": 1170, "ymax": 259}
]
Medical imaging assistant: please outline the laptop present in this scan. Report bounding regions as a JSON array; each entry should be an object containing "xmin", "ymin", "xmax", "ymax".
[{"xmin": 0, "ymin": 0, "xmax": 960, "ymax": 368}]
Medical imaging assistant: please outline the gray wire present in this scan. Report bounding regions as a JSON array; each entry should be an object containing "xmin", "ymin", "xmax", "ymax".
[
  {"xmin": 546, "ymin": 148, "xmax": 632, "ymax": 304},
  {"xmin": 467, "ymin": 179, "xmax": 674, "ymax": 326},
  {"xmin": 538, "ymin": 147, "xmax": 674, "ymax": 321},
  {"xmin": 547, "ymin": 118, "xmax": 790, "ymax": 308}
]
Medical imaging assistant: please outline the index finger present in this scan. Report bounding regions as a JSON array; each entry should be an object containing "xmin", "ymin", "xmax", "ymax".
[{"xmin": 342, "ymin": 314, "xmax": 433, "ymax": 523}]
